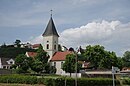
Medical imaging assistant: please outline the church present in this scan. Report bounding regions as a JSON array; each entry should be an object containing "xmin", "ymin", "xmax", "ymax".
[{"xmin": 26, "ymin": 14, "xmax": 73, "ymax": 75}]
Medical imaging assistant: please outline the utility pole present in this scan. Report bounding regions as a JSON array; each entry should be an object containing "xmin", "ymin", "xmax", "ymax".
[
  {"xmin": 75, "ymin": 51, "xmax": 78, "ymax": 86},
  {"xmin": 112, "ymin": 66, "xmax": 115, "ymax": 86}
]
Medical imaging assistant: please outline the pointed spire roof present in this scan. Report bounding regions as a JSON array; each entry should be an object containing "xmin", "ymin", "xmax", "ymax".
[{"xmin": 42, "ymin": 17, "xmax": 59, "ymax": 37}]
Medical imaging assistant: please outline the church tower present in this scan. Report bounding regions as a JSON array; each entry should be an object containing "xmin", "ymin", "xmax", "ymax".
[{"xmin": 42, "ymin": 14, "xmax": 59, "ymax": 60}]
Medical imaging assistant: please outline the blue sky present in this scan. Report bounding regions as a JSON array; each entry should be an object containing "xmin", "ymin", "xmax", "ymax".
[{"xmin": 0, "ymin": 0, "xmax": 130, "ymax": 56}]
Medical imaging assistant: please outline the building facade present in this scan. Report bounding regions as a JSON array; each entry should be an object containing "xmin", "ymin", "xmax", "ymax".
[
  {"xmin": 0, "ymin": 58, "xmax": 15, "ymax": 69},
  {"xmin": 42, "ymin": 17, "xmax": 59, "ymax": 61}
]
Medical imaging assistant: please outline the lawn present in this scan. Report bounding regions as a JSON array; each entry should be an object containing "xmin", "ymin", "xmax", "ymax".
[{"xmin": 0, "ymin": 83, "xmax": 45, "ymax": 86}]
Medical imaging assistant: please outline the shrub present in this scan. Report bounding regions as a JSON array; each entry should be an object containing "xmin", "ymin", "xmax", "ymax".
[
  {"xmin": 122, "ymin": 78, "xmax": 130, "ymax": 85},
  {"xmin": 0, "ymin": 74, "xmax": 120, "ymax": 86},
  {"xmin": 0, "ymin": 74, "xmax": 37, "ymax": 84},
  {"xmin": 43, "ymin": 77, "xmax": 120, "ymax": 86}
]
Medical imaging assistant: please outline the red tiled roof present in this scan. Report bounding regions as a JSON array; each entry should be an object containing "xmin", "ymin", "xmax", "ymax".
[
  {"xmin": 32, "ymin": 44, "xmax": 40, "ymax": 48},
  {"xmin": 26, "ymin": 52, "xmax": 37, "ymax": 57},
  {"xmin": 51, "ymin": 51, "xmax": 72, "ymax": 61}
]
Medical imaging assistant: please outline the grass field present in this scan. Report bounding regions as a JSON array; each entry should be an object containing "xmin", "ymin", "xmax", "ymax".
[{"xmin": 0, "ymin": 83, "xmax": 45, "ymax": 86}]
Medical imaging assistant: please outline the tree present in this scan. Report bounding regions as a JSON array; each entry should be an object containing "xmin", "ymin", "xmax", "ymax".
[
  {"xmin": 30, "ymin": 45, "xmax": 49, "ymax": 73},
  {"xmin": 1, "ymin": 43, "xmax": 7, "ymax": 48},
  {"xmin": 62, "ymin": 54, "xmax": 75, "ymax": 76},
  {"xmin": 14, "ymin": 39, "xmax": 21, "ymax": 47},
  {"xmin": 35, "ymin": 45, "xmax": 49, "ymax": 64},
  {"xmin": 0, "ymin": 46, "xmax": 36, "ymax": 58},
  {"xmin": 30, "ymin": 60, "xmax": 44, "ymax": 73},
  {"xmin": 122, "ymin": 51, "xmax": 130, "ymax": 67},
  {"xmin": 62, "ymin": 54, "xmax": 81, "ymax": 76},
  {"xmin": 44, "ymin": 63, "xmax": 56, "ymax": 74},
  {"xmin": 15, "ymin": 54, "xmax": 29, "ymax": 73},
  {"xmin": 83, "ymin": 45, "xmax": 122, "ymax": 69}
]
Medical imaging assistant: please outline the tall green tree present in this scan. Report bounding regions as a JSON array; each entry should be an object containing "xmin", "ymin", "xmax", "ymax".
[
  {"xmin": 15, "ymin": 54, "xmax": 29, "ymax": 73},
  {"xmin": 30, "ymin": 45, "xmax": 49, "ymax": 73},
  {"xmin": 62, "ymin": 54, "xmax": 75, "ymax": 76},
  {"xmin": 83, "ymin": 45, "xmax": 122, "ymax": 69},
  {"xmin": 122, "ymin": 51, "xmax": 130, "ymax": 67},
  {"xmin": 14, "ymin": 39, "xmax": 21, "ymax": 47},
  {"xmin": 62, "ymin": 54, "xmax": 81, "ymax": 76},
  {"xmin": 30, "ymin": 59, "xmax": 44, "ymax": 73}
]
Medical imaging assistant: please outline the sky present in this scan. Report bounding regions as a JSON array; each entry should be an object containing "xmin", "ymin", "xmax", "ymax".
[{"xmin": 0, "ymin": 0, "xmax": 130, "ymax": 56}]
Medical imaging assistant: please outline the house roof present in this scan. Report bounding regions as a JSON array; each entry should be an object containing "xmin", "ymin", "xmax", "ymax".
[
  {"xmin": 1, "ymin": 58, "xmax": 14, "ymax": 65},
  {"xmin": 26, "ymin": 52, "xmax": 37, "ymax": 57},
  {"xmin": 42, "ymin": 17, "xmax": 59, "ymax": 37},
  {"xmin": 32, "ymin": 44, "xmax": 40, "ymax": 49},
  {"xmin": 51, "ymin": 51, "xmax": 72, "ymax": 61}
]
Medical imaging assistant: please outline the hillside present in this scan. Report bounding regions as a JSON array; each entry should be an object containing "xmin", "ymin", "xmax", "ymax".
[{"xmin": 0, "ymin": 47, "xmax": 37, "ymax": 58}]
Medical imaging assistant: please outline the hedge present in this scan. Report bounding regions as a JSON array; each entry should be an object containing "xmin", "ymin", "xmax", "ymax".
[
  {"xmin": 0, "ymin": 74, "xmax": 37, "ymax": 84},
  {"xmin": 0, "ymin": 74, "xmax": 120, "ymax": 86},
  {"xmin": 122, "ymin": 78, "xmax": 130, "ymax": 85},
  {"xmin": 43, "ymin": 77, "xmax": 120, "ymax": 86}
]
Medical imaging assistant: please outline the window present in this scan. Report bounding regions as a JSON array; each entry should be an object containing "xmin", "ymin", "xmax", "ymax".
[
  {"xmin": 3, "ymin": 66, "xmax": 6, "ymax": 69},
  {"xmin": 47, "ymin": 44, "xmax": 49, "ymax": 49},
  {"xmin": 10, "ymin": 61, "xmax": 13, "ymax": 64},
  {"xmin": 54, "ymin": 45, "xmax": 56, "ymax": 50},
  {"xmin": 61, "ymin": 62, "xmax": 63, "ymax": 68},
  {"xmin": 54, "ymin": 62, "xmax": 56, "ymax": 67}
]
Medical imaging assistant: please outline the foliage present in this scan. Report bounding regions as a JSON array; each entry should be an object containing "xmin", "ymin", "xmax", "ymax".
[
  {"xmin": 122, "ymin": 51, "xmax": 130, "ymax": 67},
  {"xmin": 0, "ymin": 75, "xmax": 121, "ymax": 86},
  {"xmin": 13, "ymin": 45, "xmax": 50, "ymax": 74},
  {"xmin": 14, "ymin": 39, "xmax": 21, "ymax": 47},
  {"xmin": 44, "ymin": 63, "xmax": 56, "ymax": 74},
  {"xmin": 15, "ymin": 54, "xmax": 30, "ymax": 73},
  {"xmin": 30, "ymin": 60, "xmax": 44, "ymax": 73},
  {"xmin": 30, "ymin": 45, "xmax": 49, "ymax": 73},
  {"xmin": 43, "ymin": 77, "xmax": 120, "ymax": 86},
  {"xmin": 83, "ymin": 45, "xmax": 122, "ymax": 69},
  {"xmin": 0, "ymin": 74, "xmax": 37, "ymax": 84},
  {"xmin": 0, "ymin": 47, "xmax": 36, "ymax": 58},
  {"xmin": 62, "ymin": 54, "xmax": 76, "ymax": 76},
  {"xmin": 35, "ymin": 45, "xmax": 49, "ymax": 64},
  {"xmin": 122, "ymin": 78, "xmax": 130, "ymax": 85},
  {"xmin": 62, "ymin": 54, "xmax": 81, "ymax": 76}
]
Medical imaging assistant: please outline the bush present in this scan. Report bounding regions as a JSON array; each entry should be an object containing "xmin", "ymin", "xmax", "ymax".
[
  {"xmin": 122, "ymin": 78, "xmax": 130, "ymax": 85},
  {"xmin": 0, "ymin": 74, "xmax": 37, "ymax": 84},
  {"xmin": 0, "ymin": 74, "xmax": 120, "ymax": 86},
  {"xmin": 43, "ymin": 77, "xmax": 120, "ymax": 86}
]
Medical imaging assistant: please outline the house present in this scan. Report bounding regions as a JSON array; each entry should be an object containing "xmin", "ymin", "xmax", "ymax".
[
  {"xmin": 25, "ymin": 52, "xmax": 37, "ymax": 58},
  {"xmin": 20, "ymin": 43, "xmax": 32, "ymax": 48},
  {"xmin": 0, "ymin": 58, "xmax": 15, "ymax": 69},
  {"xmin": 32, "ymin": 44, "xmax": 41, "ymax": 49},
  {"xmin": 120, "ymin": 67, "xmax": 130, "ymax": 73},
  {"xmin": 50, "ymin": 51, "xmax": 72, "ymax": 74}
]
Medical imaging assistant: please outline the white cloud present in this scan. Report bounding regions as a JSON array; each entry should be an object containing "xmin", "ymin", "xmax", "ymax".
[
  {"xmin": 29, "ymin": 35, "xmax": 43, "ymax": 44},
  {"xmin": 59, "ymin": 20, "xmax": 130, "ymax": 56},
  {"xmin": 59, "ymin": 20, "xmax": 121, "ymax": 46},
  {"xmin": 30, "ymin": 20, "xmax": 130, "ymax": 56}
]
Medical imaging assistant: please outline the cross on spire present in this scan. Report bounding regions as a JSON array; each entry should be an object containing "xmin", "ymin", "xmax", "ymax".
[{"xmin": 50, "ymin": 9, "xmax": 53, "ymax": 17}]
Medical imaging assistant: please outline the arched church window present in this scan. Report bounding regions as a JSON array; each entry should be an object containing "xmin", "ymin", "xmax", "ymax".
[
  {"xmin": 47, "ymin": 44, "xmax": 49, "ymax": 49},
  {"xmin": 54, "ymin": 45, "xmax": 56, "ymax": 50}
]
